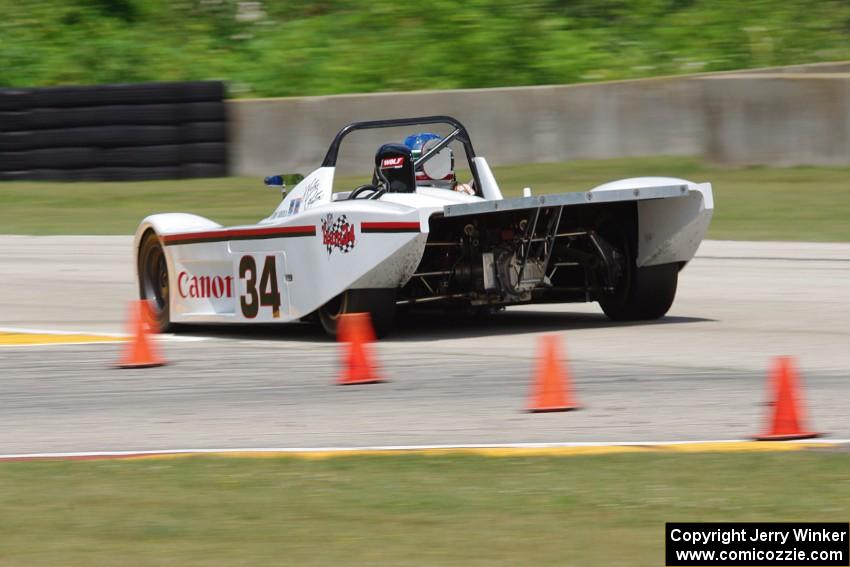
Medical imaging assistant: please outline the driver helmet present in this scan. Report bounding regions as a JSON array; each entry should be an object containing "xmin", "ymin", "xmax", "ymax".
[{"xmin": 403, "ymin": 132, "xmax": 456, "ymax": 189}]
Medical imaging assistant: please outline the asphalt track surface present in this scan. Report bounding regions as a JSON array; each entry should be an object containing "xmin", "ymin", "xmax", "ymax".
[{"xmin": 1, "ymin": 236, "xmax": 849, "ymax": 453}]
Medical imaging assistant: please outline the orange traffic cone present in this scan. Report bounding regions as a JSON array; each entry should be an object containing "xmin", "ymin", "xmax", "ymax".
[
  {"xmin": 117, "ymin": 300, "xmax": 165, "ymax": 369},
  {"xmin": 755, "ymin": 356, "xmax": 819, "ymax": 440},
  {"xmin": 527, "ymin": 335, "xmax": 580, "ymax": 412},
  {"xmin": 337, "ymin": 312, "xmax": 382, "ymax": 385}
]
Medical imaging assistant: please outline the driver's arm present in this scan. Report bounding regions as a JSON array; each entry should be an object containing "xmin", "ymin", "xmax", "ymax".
[{"xmin": 454, "ymin": 180, "xmax": 475, "ymax": 195}]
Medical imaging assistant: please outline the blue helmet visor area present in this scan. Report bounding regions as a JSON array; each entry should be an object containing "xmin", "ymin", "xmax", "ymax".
[{"xmin": 403, "ymin": 132, "xmax": 442, "ymax": 154}]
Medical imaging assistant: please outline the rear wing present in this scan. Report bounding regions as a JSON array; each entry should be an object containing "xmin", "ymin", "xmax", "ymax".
[
  {"xmin": 442, "ymin": 184, "xmax": 689, "ymax": 218},
  {"xmin": 438, "ymin": 181, "xmax": 712, "ymax": 268}
]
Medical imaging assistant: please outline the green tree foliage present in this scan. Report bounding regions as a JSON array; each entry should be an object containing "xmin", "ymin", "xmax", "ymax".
[{"xmin": 1, "ymin": 0, "xmax": 849, "ymax": 97}]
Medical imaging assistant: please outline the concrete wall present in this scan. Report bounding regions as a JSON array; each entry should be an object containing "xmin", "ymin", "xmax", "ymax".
[
  {"xmin": 702, "ymin": 74, "xmax": 850, "ymax": 166},
  {"xmin": 229, "ymin": 62, "xmax": 850, "ymax": 176},
  {"xmin": 732, "ymin": 61, "xmax": 850, "ymax": 74}
]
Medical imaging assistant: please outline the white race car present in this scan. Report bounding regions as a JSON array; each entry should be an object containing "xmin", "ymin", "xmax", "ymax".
[{"xmin": 135, "ymin": 116, "xmax": 713, "ymax": 337}]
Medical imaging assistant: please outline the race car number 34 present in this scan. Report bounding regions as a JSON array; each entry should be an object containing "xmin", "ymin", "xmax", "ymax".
[{"xmin": 239, "ymin": 254, "xmax": 281, "ymax": 319}]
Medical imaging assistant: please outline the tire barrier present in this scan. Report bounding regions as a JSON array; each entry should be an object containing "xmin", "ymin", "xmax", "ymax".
[{"xmin": 0, "ymin": 82, "xmax": 228, "ymax": 181}]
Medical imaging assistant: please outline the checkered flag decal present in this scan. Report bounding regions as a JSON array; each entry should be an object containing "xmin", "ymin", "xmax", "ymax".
[{"xmin": 322, "ymin": 213, "xmax": 356, "ymax": 255}]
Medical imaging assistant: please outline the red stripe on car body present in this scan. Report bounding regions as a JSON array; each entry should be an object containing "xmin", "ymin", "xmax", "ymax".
[
  {"xmin": 360, "ymin": 222, "xmax": 420, "ymax": 233},
  {"xmin": 163, "ymin": 225, "xmax": 316, "ymax": 245}
]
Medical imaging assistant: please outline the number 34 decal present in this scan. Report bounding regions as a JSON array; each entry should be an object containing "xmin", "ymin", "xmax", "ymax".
[{"xmin": 239, "ymin": 255, "xmax": 281, "ymax": 319}]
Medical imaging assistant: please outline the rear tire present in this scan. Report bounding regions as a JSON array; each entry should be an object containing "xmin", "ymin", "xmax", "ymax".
[
  {"xmin": 600, "ymin": 263, "xmax": 678, "ymax": 320},
  {"xmin": 318, "ymin": 289, "xmax": 397, "ymax": 339},
  {"xmin": 137, "ymin": 231, "xmax": 174, "ymax": 332},
  {"xmin": 594, "ymin": 213, "xmax": 678, "ymax": 321}
]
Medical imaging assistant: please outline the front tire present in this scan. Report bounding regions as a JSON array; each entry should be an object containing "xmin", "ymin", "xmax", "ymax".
[
  {"xmin": 318, "ymin": 289, "xmax": 397, "ymax": 339},
  {"xmin": 137, "ymin": 230, "xmax": 174, "ymax": 332}
]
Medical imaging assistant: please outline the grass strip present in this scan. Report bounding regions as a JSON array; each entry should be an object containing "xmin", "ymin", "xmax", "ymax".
[{"xmin": 1, "ymin": 451, "xmax": 848, "ymax": 566}]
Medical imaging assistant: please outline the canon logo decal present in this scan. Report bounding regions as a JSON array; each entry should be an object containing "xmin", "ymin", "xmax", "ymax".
[{"xmin": 178, "ymin": 272, "xmax": 234, "ymax": 299}]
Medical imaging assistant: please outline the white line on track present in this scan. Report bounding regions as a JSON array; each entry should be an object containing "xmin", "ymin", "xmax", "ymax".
[
  {"xmin": 0, "ymin": 439, "xmax": 846, "ymax": 461},
  {"xmin": 0, "ymin": 326, "xmax": 207, "ymax": 346},
  {"xmin": 0, "ymin": 326, "xmax": 125, "ymax": 337}
]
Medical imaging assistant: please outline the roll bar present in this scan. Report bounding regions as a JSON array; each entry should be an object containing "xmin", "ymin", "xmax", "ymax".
[{"xmin": 320, "ymin": 115, "xmax": 480, "ymax": 190}]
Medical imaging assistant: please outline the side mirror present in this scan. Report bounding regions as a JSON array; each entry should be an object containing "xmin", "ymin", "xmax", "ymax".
[
  {"xmin": 421, "ymin": 148, "xmax": 452, "ymax": 181},
  {"xmin": 419, "ymin": 138, "xmax": 453, "ymax": 184}
]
